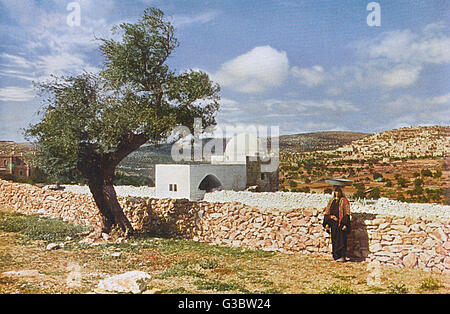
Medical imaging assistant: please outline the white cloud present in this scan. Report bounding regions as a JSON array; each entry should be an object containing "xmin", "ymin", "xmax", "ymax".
[
  {"xmin": 381, "ymin": 65, "xmax": 422, "ymax": 88},
  {"xmin": 291, "ymin": 65, "xmax": 325, "ymax": 87},
  {"xmin": 0, "ymin": 86, "xmax": 35, "ymax": 102},
  {"xmin": 265, "ymin": 98, "xmax": 359, "ymax": 114},
  {"xmin": 171, "ymin": 11, "xmax": 219, "ymax": 27},
  {"xmin": 0, "ymin": 53, "xmax": 33, "ymax": 69},
  {"xmin": 314, "ymin": 22, "xmax": 450, "ymax": 92},
  {"xmin": 357, "ymin": 27, "xmax": 450, "ymax": 65},
  {"xmin": 384, "ymin": 92, "xmax": 450, "ymax": 114},
  {"xmin": 213, "ymin": 46, "xmax": 290, "ymax": 93}
]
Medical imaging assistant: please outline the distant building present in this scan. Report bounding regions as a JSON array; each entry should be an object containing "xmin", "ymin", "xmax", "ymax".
[
  {"xmin": 0, "ymin": 153, "xmax": 34, "ymax": 178},
  {"xmin": 156, "ymin": 133, "xmax": 279, "ymax": 201}
]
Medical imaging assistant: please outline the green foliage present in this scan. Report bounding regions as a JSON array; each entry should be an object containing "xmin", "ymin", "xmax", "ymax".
[
  {"xmin": 419, "ymin": 277, "xmax": 442, "ymax": 292},
  {"xmin": 387, "ymin": 282, "xmax": 408, "ymax": 294},
  {"xmin": 194, "ymin": 279, "xmax": 249, "ymax": 293},
  {"xmin": 420, "ymin": 169, "xmax": 432, "ymax": 177},
  {"xmin": 199, "ymin": 258, "xmax": 219, "ymax": 270},
  {"xmin": 113, "ymin": 172, "xmax": 152, "ymax": 186},
  {"xmin": 320, "ymin": 284, "xmax": 355, "ymax": 294},
  {"xmin": 372, "ymin": 172, "xmax": 383, "ymax": 180},
  {"xmin": 25, "ymin": 7, "xmax": 220, "ymax": 183},
  {"xmin": 0, "ymin": 212, "xmax": 90, "ymax": 242},
  {"xmin": 158, "ymin": 261, "xmax": 206, "ymax": 279},
  {"xmin": 288, "ymin": 180, "xmax": 297, "ymax": 188},
  {"xmin": 367, "ymin": 187, "xmax": 380, "ymax": 200},
  {"xmin": 433, "ymin": 170, "xmax": 442, "ymax": 178},
  {"xmin": 396, "ymin": 177, "xmax": 408, "ymax": 188},
  {"xmin": 413, "ymin": 178, "xmax": 424, "ymax": 187},
  {"xmin": 352, "ymin": 183, "xmax": 366, "ymax": 199}
]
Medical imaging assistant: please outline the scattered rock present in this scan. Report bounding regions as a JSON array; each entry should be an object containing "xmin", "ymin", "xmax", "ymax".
[
  {"xmin": 97, "ymin": 271, "xmax": 151, "ymax": 294},
  {"xmin": 2, "ymin": 270, "xmax": 41, "ymax": 277},
  {"xmin": 46, "ymin": 243, "xmax": 61, "ymax": 251}
]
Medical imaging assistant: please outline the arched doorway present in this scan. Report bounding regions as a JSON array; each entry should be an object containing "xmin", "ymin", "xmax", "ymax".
[{"xmin": 198, "ymin": 174, "xmax": 223, "ymax": 192}]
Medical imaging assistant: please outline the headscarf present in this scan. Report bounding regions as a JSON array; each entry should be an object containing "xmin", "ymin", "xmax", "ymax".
[{"xmin": 324, "ymin": 187, "xmax": 351, "ymax": 225}]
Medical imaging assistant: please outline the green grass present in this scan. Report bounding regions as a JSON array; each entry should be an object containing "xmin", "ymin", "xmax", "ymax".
[
  {"xmin": 140, "ymin": 237, "xmax": 275, "ymax": 258},
  {"xmin": 419, "ymin": 277, "xmax": 442, "ymax": 292},
  {"xmin": 158, "ymin": 260, "xmax": 206, "ymax": 279},
  {"xmin": 194, "ymin": 279, "xmax": 250, "ymax": 293},
  {"xmin": 387, "ymin": 282, "xmax": 409, "ymax": 294},
  {"xmin": 0, "ymin": 212, "xmax": 90, "ymax": 243},
  {"xmin": 320, "ymin": 283, "xmax": 356, "ymax": 294}
]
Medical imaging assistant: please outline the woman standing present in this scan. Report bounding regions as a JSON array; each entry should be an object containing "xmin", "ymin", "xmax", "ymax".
[{"xmin": 322, "ymin": 186, "xmax": 351, "ymax": 262}]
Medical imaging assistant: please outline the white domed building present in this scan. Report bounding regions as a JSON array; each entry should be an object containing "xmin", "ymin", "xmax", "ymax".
[{"xmin": 156, "ymin": 133, "xmax": 279, "ymax": 200}]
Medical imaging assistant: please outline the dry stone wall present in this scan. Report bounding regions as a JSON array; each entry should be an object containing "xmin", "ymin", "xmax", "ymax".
[{"xmin": 0, "ymin": 179, "xmax": 449, "ymax": 274}]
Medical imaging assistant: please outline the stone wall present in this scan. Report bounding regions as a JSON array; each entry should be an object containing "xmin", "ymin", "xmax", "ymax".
[{"xmin": 0, "ymin": 179, "xmax": 448, "ymax": 274}]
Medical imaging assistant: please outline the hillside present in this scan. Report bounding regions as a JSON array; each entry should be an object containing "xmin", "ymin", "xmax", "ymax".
[
  {"xmin": 278, "ymin": 131, "xmax": 370, "ymax": 153},
  {"xmin": 116, "ymin": 131, "xmax": 370, "ymax": 177},
  {"xmin": 279, "ymin": 126, "xmax": 449, "ymax": 204},
  {"xmin": 335, "ymin": 126, "xmax": 449, "ymax": 159}
]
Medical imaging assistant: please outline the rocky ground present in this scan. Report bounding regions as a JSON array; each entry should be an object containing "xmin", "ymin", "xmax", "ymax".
[{"xmin": 1, "ymin": 206, "xmax": 448, "ymax": 294}]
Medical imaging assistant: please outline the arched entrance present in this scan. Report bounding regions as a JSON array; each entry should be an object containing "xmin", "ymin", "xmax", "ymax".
[{"xmin": 198, "ymin": 174, "xmax": 223, "ymax": 192}]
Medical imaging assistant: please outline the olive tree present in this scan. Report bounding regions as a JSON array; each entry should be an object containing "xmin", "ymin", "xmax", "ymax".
[{"xmin": 25, "ymin": 8, "xmax": 220, "ymax": 236}]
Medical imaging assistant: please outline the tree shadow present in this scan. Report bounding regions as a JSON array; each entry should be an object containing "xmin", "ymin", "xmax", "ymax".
[{"xmin": 138, "ymin": 198, "xmax": 196, "ymax": 239}]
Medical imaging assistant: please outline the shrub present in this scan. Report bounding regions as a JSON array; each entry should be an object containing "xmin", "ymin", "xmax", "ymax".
[
  {"xmin": 413, "ymin": 178, "xmax": 424, "ymax": 188},
  {"xmin": 387, "ymin": 283, "xmax": 408, "ymax": 294},
  {"xmin": 420, "ymin": 169, "xmax": 432, "ymax": 177},
  {"xmin": 199, "ymin": 258, "xmax": 219, "ymax": 270},
  {"xmin": 419, "ymin": 277, "xmax": 442, "ymax": 292},
  {"xmin": 367, "ymin": 187, "xmax": 380, "ymax": 200},
  {"xmin": 373, "ymin": 172, "xmax": 383, "ymax": 180},
  {"xmin": 194, "ymin": 279, "xmax": 249, "ymax": 293},
  {"xmin": 396, "ymin": 177, "xmax": 408, "ymax": 188},
  {"xmin": 433, "ymin": 170, "xmax": 442, "ymax": 178},
  {"xmin": 320, "ymin": 284, "xmax": 355, "ymax": 294}
]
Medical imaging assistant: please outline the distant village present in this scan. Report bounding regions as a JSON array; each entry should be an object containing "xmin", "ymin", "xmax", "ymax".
[{"xmin": 335, "ymin": 126, "xmax": 448, "ymax": 160}]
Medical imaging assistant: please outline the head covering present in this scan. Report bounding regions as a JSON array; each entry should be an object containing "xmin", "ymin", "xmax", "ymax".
[{"xmin": 325, "ymin": 188, "xmax": 351, "ymax": 225}]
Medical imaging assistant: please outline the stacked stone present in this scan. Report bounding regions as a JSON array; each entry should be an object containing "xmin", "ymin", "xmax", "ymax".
[
  {"xmin": 361, "ymin": 215, "xmax": 449, "ymax": 274},
  {"xmin": 1, "ymin": 179, "xmax": 449, "ymax": 274}
]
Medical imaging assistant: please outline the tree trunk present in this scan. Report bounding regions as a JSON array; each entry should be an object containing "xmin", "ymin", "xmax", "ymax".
[{"xmin": 88, "ymin": 176, "xmax": 135, "ymax": 236}]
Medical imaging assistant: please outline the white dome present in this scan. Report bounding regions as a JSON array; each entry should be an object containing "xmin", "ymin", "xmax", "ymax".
[{"xmin": 224, "ymin": 133, "xmax": 265, "ymax": 162}]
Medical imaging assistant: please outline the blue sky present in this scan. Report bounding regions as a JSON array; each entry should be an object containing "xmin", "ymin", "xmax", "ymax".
[{"xmin": 0, "ymin": 0, "xmax": 449, "ymax": 141}]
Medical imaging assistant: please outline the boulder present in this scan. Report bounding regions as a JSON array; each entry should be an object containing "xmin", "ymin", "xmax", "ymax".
[{"xmin": 97, "ymin": 271, "xmax": 151, "ymax": 294}]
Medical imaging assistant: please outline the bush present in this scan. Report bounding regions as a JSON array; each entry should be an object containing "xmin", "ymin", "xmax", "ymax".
[
  {"xmin": 433, "ymin": 170, "xmax": 442, "ymax": 178},
  {"xmin": 367, "ymin": 187, "xmax": 380, "ymax": 200},
  {"xmin": 396, "ymin": 177, "xmax": 408, "ymax": 188},
  {"xmin": 413, "ymin": 178, "xmax": 424, "ymax": 188},
  {"xmin": 199, "ymin": 258, "xmax": 219, "ymax": 270},
  {"xmin": 373, "ymin": 172, "xmax": 383, "ymax": 180},
  {"xmin": 387, "ymin": 283, "xmax": 408, "ymax": 294},
  {"xmin": 419, "ymin": 277, "xmax": 442, "ymax": 292},
  {"xmin": 320, "ymin": 284, "xmax": 355, "ymax": 294},
  {"xmin": 421, "ymin": 169, "xmax": 432, "ymax": 177}
]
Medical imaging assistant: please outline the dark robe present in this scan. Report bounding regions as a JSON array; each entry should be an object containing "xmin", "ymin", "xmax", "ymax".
[{"xmin": 322, "ymin": 198, "xmax": 351, "ymax": 260}]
